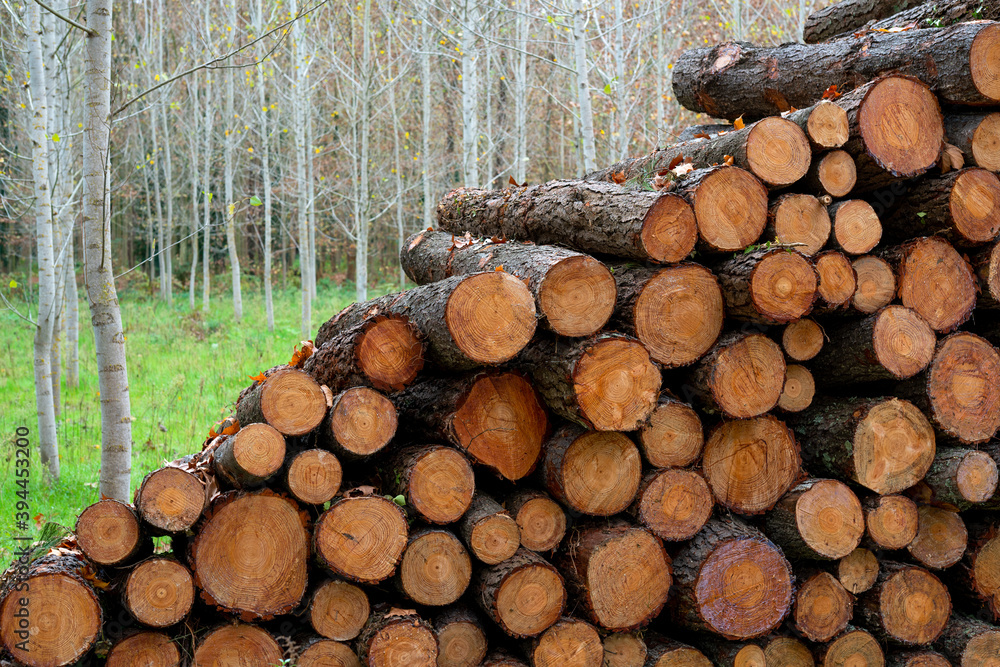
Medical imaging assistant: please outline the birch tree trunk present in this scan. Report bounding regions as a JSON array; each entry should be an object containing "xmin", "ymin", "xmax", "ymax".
[
  {"xmin": 460, "ymin": 0, "xmax": 480, "ymax": 187},
  {"xmin": 201, "ymin": 42, "xmax": 214, "ymax": 312},
  {"xmin": 223, "ymin": 0, "xmax": 243, "ymax": 322},
  {"xmin": 572, "ymin": 0, "xmax": 597, "ymax": 173},
  {"xmin": 307, "ymin": 89, "xmax": 317, "ymax": 303},
  {"xmin": 514, "ymin": 4, "xmax": 527, "ymax": 184},
  {"xmin": 151, "ymin": 112, "xmax": 168, "ymax": 300},
  {"xmin": 292, "ymin": 0, "xmax": 311, "ymax": 336},
  {"xmin": 355, "ymin": 0, "xmax": 373, "ymax": 302},
  {"xmin": 189, "ymin": 69, "xmax": 201, "ymax": 309},
  {"xmin": 613, "ymin": 0, "xmax": 627, "ymax": 160},
  {"xmin": 157, "ymin": 0, "xmax": 173, "ymax": 305},
  {"xmin": 255, "ymin": 0, "xmax": 274, "ymax": 331},
  {"xmin": 84, "ymin": 0, "xmax": 133, "ymax": 500},
  {"xmin": 421, "ymin": 11, "xmax": 434, "ymax": 227},
  {"xmin": 388, "ymin": 36, "xmax": 406, "ymax": 289}
]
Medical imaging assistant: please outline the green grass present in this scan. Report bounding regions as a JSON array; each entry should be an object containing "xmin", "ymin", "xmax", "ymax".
[{"xmin": 0, "ymin": 276, "xmax": 396, "ymax": 567}]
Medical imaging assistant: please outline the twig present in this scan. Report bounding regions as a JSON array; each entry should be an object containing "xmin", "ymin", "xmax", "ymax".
[{"xmin": 32, "ymin": 0, "xmax": 95, "ymax": 37}]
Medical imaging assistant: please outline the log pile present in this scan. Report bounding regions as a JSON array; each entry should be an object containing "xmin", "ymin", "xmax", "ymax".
[{"xmin": 5, "ymin": 4, "xmax": 1000, "ymax": 667}]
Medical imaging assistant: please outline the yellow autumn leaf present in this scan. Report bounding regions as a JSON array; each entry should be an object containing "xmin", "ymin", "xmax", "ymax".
[{"xmin": 733, "ymin": 115, "xmax": 745, "ymax": 130}]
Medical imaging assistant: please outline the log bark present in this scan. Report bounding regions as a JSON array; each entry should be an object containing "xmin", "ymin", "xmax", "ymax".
[
  {"xmin": 856, "ymin": 562, "xmax": 951, "ymax": 645},
  {"xmin": 317, "ymin": 387, "xmax": 397, "ymax": 459},
  {"xmin": 235, "ymin": 367, "xmax": 327, "ymax": 436},
  {"xmin": 802, "ymin": 0, "xmax": 925, "ymax": 43},
  {"xmin": 434, "ymin": 605, "xmax": 488, "ymax": 667},
  {"xmin": 713, "ymin": 247, "xmax": 819, "ymax": 324},
  {"xmin": 610, "ymin": 263, "xmax": 723, "ymax": 368},
  {"xmin": 766, "ymin": 194, "xmax": 831, "ymax": 256},
  {"xmin": 786, "ymin": 100, "xmax": 851, "ymax": 150},
  {"xmin": 851, "ymin": 255, "xmax": 896, "ymax": 314},
  {"xmin": 629, "ymin": 468, "xmax": 714, "ymax": 542},
  {"xmin": 953, "ymin": 519, "xmax": 1000, "ymax": 621},
  {"xmin": 814, "ymin": 251, "xmax": 857, "ymax": 311},
  {"xmin": 636, "ymin": 396, "xmax": 704, "ymax": 468},
  {"xmin": 538, "ymin": 424, "xmax": 642, "ymax": 516},
  {"xmin": 863, "ymin": 0, "xmax": 1000, "ymax": 35},
  {"xmin": 557, "ymin": 520, "xmax": 672, "ymax": 631},
  {"xmin": 945, "ymin": 111, "xmax": 1000, "ymax": 172},
  {"xmin": 192, "ymin": 625, "xmax": 283, "ymax": 667},
  {"xmin": 806, "ymin": 150, "xmax": 856, "ymax": 198},
  {"xmin": 458, "ymin": 493, "xmax": 521, "ymax": 565},
  {"xmin": 764, "ymin": 479, "xmax": 865, "ymax": 560},
  {"xmin": 839, "ymin": 548, "xmax": 881, "ymax": 594},
  {"xmin": 309, "ymin": 578, "xmax": 370, "ymax": 641},
  {"xmin": 829, "ymin": 200, "xmax": 881, "ymax": 255},
  {"xmin": 212, "ymin": 423, "xmax": 286, "ymax": 488},
  {"xmin": 506, "ymin": 489, "xmax": 567, "ymax": 553},
  {"xmin": 314, "ymin": 493, "xmax": 409, "ymax": 585},
  {"xmin": 475, "ymin": 547, "xmax": 566, "ymax": 638},
  {"xmin": 392, "ymin": 371, "xmax": 548, "ymax": 481},
  {"xmin": 670, "ymin": 166, "xmax": 769, "ymax": 252},
  {"xmin": 782, "ymin": 318, "xmax": 824, "ymax": 361},
  {"xmin": 603, "ymin": 632, "xmax": 647, "ymax": 667},
  {"xmin": 684, "ymin": 331, "xmax": 787, "ymax": 419},
  {"xmin": 885, "ymin": 651, "xmax": 950, "ymax": 667},
  {"xmin": 922, "ymin": 447, "xmax": 999, "ymax": 508},
  {"xmin": 787, "ymin": 396, "xmax": 935, "ymax": 494},
  {"xmin": 793, "ymin": 572, "xmax": 855, "ymax": 643},
  {"xmin": 285, "ymin": 448, "xmax": 342, "ymax": 505},
  {"xmin": 702, "ymin": 415, "xmax": 802, "ymax": 515},
  {"xmin": 883, "ymin": 236, "xmax": 977, "ymax": 333},
  {"xmin": 907, "ymin": 505, "xmax": 967, "ymax": 570},
  {"xmin": 397, "ymin": 527, "xmax": 471, "ymax": 606},
  {"xmin": 105, "ymin": 631, "xmax": 181, "ymax": 667},
  {"xmin": 972, "ymin": 241, "xmax": 1000, "ymax": 310},
  {"xmin": 135, "ymin": 464, "xmax": 207, "ymax": 534},
  {"xmin": 863, "ymin": 494, "xmax": 919, "ymax": 550},
  {"xmin": 778, "ymin": 364, "xmax": 815, "ymax": 413},
  {"xmin": 642, "ymin": 634, "xmax": 712, "ymax": 667},
  {"xmin": 669, "ymin": 516, "xmax": 794, "ymax": 639},
  {"xmin": 123, "ymin": 557, "xmax": 194, "ymax": 628},
  {"xmin": 435, "ymin": 180, "xmax": 699, "ymax": 264},
  {"xmin": 934, "ymin": 614, "xmax": 1000, "ymax": 667},
  {"xmin": 389, "ymin": 445, "xmax": 475, "ymax": 525},
  {"xmin": 519, "ymin": 334, "xmax": 660, "ymax": 432},
  {"xmin": 355, "ymin": 606, "xmax": 438, "ymax": 666},
  {"xmin": 815, "ymin": 629, "xmax": 884, "ymax": 667},
  {"xmin": 527, "ymin": 617, "xmax": 604, "ymax": 667},
  {"xmin": 399, "ymin": 230, "xmax": 616, "ymax": 337},
  {"xmin": 75, "ymin": 499, "xmax": 148, "ymax": 566}
]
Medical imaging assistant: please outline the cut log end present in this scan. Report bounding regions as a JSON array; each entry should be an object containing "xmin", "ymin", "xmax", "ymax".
[
  {"xmin": 361, "ymin": 614, "xmax": 439, "ymax": 667},
  {"xmin": 783, "ymin": 319, "xmax": 824, "ymax": 362},
  {"xmin": 573, "ymin": 337, "xmax": 661, "ymax": 431},
  {"xmin": 298, "ymin": 640, "xmax": 361, "ymax": 667},
  {"xmin": 330, "ymin": 387, "xmax": 397, "ymax": 457},
  {"xmin": 890, "ymin": 652, "xmax": 950, "ymax": 667},
  {"xmin": 125, "ymin": 557, "xmax": 194, "ymax": 628},
  {"xmin": 539, "ymin": 255, "xmax": 617, "ymax": 337},
  {"xmin": 839, "ymin": 548, "xmax": 880, "ymax": 594},
  {"xmin": 763, "ymin": 637, "xmax": 814, "ymax": 667},
  {"xmin": 772, "ymin": 194, "xmax": 831, "ymax": 256},
  {"xmin": 957, "ymin": 450, "xmax": 999, "ymax": 503},
  {"xmin": 815, "ymin": 150, "xmax": 857, "ymax": 198},
  {"xmin": 908, "ymin": 506, "xmax": 967, "ymax": 570},
  {"xmin": 854, "ymin": 398, "xmax": 935, "ymax": 495},
  {"xmin": 310, "ymin": 579, "xmax": 370, "ymax": 641},
  {"xmin": 315, "ymin": 495, "xmax": 409, "ymax": 584},
  {"xmin": 531, "ymin": 618, "xmax": 603, "ymax": 667},
  {"xmin": 746, "ymin": 116, "xmax": 811, "ymax": 186},
  {"xmin": 487, "ymin": 552, "xmax": 566, "ymax": 637},
  {"xmin": 548, "ymin": 429, "xmax": 642, "ymax": 516},
  {"xmin": 470, "ymin": 512, "xmax": 521, "ymax": 565},
  {"xmin": 694, "ymin": 166, "xmax": 768, "ymax": 252},
  {"xmin": 137, "ymin": 467, "xmax": 206, "ymax": 533},
  {"xmin": 821, "ymin": 630, "xmax": 883, "ymax": 667},
  {"xmin": 972, "ymin": 113, "xmax": 1000, "ymax": 171},
  {"xmin": 798, "ymin": 479, "xmax": 865, "ymax": 559},
  {"xmin": 639, "ymin": 398, "xmax": 704, "ymax": 468},
  {"xmin": 897, "ymin": 237, "xmax": 976, "ymax": 333},
  {"xmin": 400, "ymin": 530, "xmax": 472, "ymax": 606},
  {"xmin": 635, "ymin": 468, "xmax": 713, "ymax": 541},
  {"xmin": 356, "ymin": 315, "xmax": 425, "ymax": 390},
  {"xmin": 406, "ymin": 446, "xmax": 475, "ymax": 524},
  {"xmin": 436, "ymin": 619, "xmax": 487, "ymax": 667},
  {"xmin": 511, "ymin": 493, "xmax": 566, "ymax": 552},
  {"xmin": 75, "ymin": 499, "xmax": 142, "ymax": 566},
  {"xmin": 778, "ymin": 364, "xmax": 815, "ymax": 413},
  {"xmin": 852, "ymin": 256, "xmax": 896, "ymax": 314},
  {"xmin": 865, "ymin": 494, "xmax": 919, "ymax": 551},
  {"xmin": 641, "ymin": 193, "xmax": 699, "ymax": 263},
  {"xmin": 447, "ymin": 271, "xmax": 537, "ymax": 364},
  {"xmin": 708, "ymin": 333, "xmax": 786, "ymax": 418},
  {"xmin": 860, "ymin": 77, "xmax": 944, "ymax": 178},
  {"xmin": 750, "ymin": 250, "xmax": 818, "ymax": 323},
  {"xmin": 287, "ymin": 449, "xmax": 342, "ymax": 505},
  {"xmin": 878, "ymin": 567, "xmax": 952, "ymax": 645},
  {"xmin": 223, "ymin": 423, "xmax": 286, "ymax": 484},
  {"xmin": 833, "ymin": 201, "xmax": 881, "ymax": 255},
  {"xmin": 259, "ymin": 368, "xmax": 328, "ymax": 436},
  {"xmin": 193, "ymin": 625, "xmax": 283, "ymax": 667},
  {"xmin": 602, "ymin": 632, "xmax": 647, "ymax": 667},
  {"xmin": 971, "ymin": 23, "xmax": 1000, "ymax": 102},
  {"xmin": 815, "ymin": 251, "xmax": 857, "ymax": 309},
  {"xmin": 106, "ymin": 632, "xmax": 180, "ymax": 667},
  {"xmin": 872, "ymin": 306, "xmax": 936, "ymax": 380},
  {"xmin": 796, "ymin": 573, "xmax": 853, "ymax": 643},
  {"xmin": 951, "ymin": 168, "xmax": 1000, "ymax": 243},
  {"xmin": 808, "ymin": 100, "xmax": 850, "ymax": 149},
  {"xmin": 928, "ymin": 332, "xmax": 1000, "ymax": 443}
]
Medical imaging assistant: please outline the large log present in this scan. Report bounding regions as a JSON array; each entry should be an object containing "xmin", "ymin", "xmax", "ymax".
[
  {"xmin": 883, "ymin": 236, "xmax": 977, "ymax": 333},
  {"xmin": 390, "ymin": 445, "xmax": 475, "ymax": 525},
  {"xmin": 192, "ymin": 624, "xmax": 283, "ymax": 667},
  {"xmin": 670, "ymin": 516, "xmax": 794, "ymax": 639},
  {"xmin": 793, "ymin": 572, "xmax": 855, "ymax": 643},
  {"xmin": 672, "ymin": 24, "xmax": 999, "ymax": 120},
  {"xmin": 314, "ymin": 492, "xmax": 409, "ymax": 585},
  {"xmin": 399, "ymin": 230, "xmax": 616, "ymax": 337},
  {"xmin": 934, "ymin": 614, "xmax": 1000, "ymax": 667},
  {"xmin": 435, "ymin": 180, "xmax": 698, "ymax": 263},
  {"xmin": 75, "ymin": 499, "xmax": 148, "ymax": 566},
  {"xmin": 907, "ymin": 505, "xmax": 967, "ymax": 570},
  {"xmin": 527, "ymin": 617, "xmax": 604, "ymax": 667},
  {"xmin": 630, "ymin": 467, "xmax": 714, "ymax": 542},
  {"xmin": 864, "ymin": 0, "xmax": 1000, "ymax": 35},
  {"xmin": 458, "ymin": 493, "xmax": 521, "ymax": 565},
  {"xmin": 636, "ymin": 396, "xmax": 704, "ymax": 468},
  {"xmin": 945, "ymin": 111, "xmax": 1000, "ymax": 172},
  {"xmin": 434, "ymin": 605, "xmax": 488, "ymax": 667},
  {"xmin": 396, "ymin": 527, "xmax": 471, "ymax": 606},
  {"xmin": 310, "ymin": 578, "xmax": 370, "ymax": 641},
  {"xmin": 713, "ymin": 247, "xmax": 819, "ymax": 324},
  {"xmin": 856, "ymin": 563, "xmax": 951, "ymax": 646},
  {"xmin": 122, "ymin": 557, "xmax": 194, "ymax": 628},
  {"xmin": 802, "ymin": 0, "xmax": 925, "ymax": 43},
  {"xmin": 235, "ymin": 367, "xmax": 327, "ymax": 436},
  {"xmin": 475, "ymin": 548, "xmax": 566, "ymax": 638},
  {"xmin": 506, "ymin": 489, "xmax": 567, "ymax": 553},
  {"xmin": 764, "ymin": 479, "xmax": 865, "ymax": 560},
  {"xmin": 355, "ymin": 607, "xmax": 438, "ymax": 667},
  {"xmin": 684, "ymin": 331, "xmax": 786, "ymax": 419},
  {"xmin": 317, "ymin": 387, "xmax": 397, "ymax": 459}
]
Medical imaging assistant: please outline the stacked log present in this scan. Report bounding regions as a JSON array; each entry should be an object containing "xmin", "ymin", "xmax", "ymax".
[{"xmin": 6, "ymin": 5, "xmax": 1000, "ymax": 667}]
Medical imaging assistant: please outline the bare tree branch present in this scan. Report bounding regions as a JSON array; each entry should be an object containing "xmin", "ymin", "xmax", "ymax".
[{"xmin": 32, "ymin": 0, "xmax": 95, "ymax": 37}]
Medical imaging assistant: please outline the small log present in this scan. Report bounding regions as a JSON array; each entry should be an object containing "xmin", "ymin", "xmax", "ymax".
[
  {"xmin": 953, "ymin": 519, "xmax": 1000, "ymax": 621},
  {"xmin": 863, "ymin": 494, "xmax": 919, "ymax": 550},
  {"xmin": 642, "ymin": 634, "xmax": 712, "ymax": 667},
  {"xmin": 885, "ymin": 651, "xmax": 951, "ymax": 667},
  {"xmin": 883, "ymin": 236, "xmax": 976, "ymax": 333},
  {"xmin": 851, "ymin": 255, "xmax": 896, "ymax": 314},
  {"xmin": 296, "ymin": 638, "xmax": 362, "ymax": 667},
  {"xmin": 527, "ymin": 617, "xmax": 604, "ymax": 667},
  {"xmin": 397, "ymin": 527, "xmax": 471, "ymax": 606},
  {"xmin": 506, "ymin": 489, "xmax": 567, "ymax": 552},
  {"xmin": 766, "ymin": 194, "xmax": 831, "ymax": 256},
  {"xmin": 435, "ymin": 180, "xmax": 698, "ymax": 263},
  {"xmin": 829, "ymin": 200, "xmax": 881, "ymax": 255},
  {"xmin": 135, "ymin": 465, "xmax": 207, "ymax": 534},
  {"xmin": 802, "ymin": 0, "xmax": 924, "ymax": 42},
  {"xmin": 783, "ymin": 318, "xmax": 825, "ymax": 361},
  {"xmin": 814, "ymin": 250, "xmax": 858, "ymax": 311},
  {"xmin": 794, "ymin": 572, "xmax": 854, "ymax": 643},
  {"xmin": 806, "ymin": 150, "xmax": 857, "ymax": 198},
  {"xmin": 922, "ymin": 447, "xmax": 999, "ymax": 508},
  {"xmin": 945, "ymin": 111, "xmax": 1000, "ymax": 172},
  {"xmin": 602, "ymin": 632, "xmax": 647, "ymax": 667},
  {"xmin": 310, "ymin": 578, "xmax": 370, "ymax": 641},
  {"xmin": 285, "ymin": 448, "xmax": 342, "ymax": 505},
  {"xmin": 458, "ymin": 493, "xmax": 521, "ymax": 565},
  {"xmin": 434, "ymin": 605, "xmax": 488, "ymax": 667},
  {"xmin": 123, "ymin": 557, "xmax": 194, "ymax": 628},
  {"xmin": 483, "ymin": 649, "xmax": 531, "ymax": 667},
  {"xmin": 390, "ymin": 445, "xmax": 475, "ymax": 525},
  {"xmin": 235, "ymin": 367, "xmax": 327, "ymax": 436},
  {"xmin": 610, "ymin": 263, "xmax": 724, "ymax": 368},
  {"xmin": 630, "ymin": 468, "xmax": 713, "ymax": 542},
  {"xmin": 192, "ymin": 625, "xmax": 283, "ymax": 667},
  {"xmin": 696, "ymin": 638, "xmax": 767, "ymax": 667},
  {"xmin": 765, "ymin": 479, "xmax": 864, "ymax": 560},
  {"xmin": 314, "ymin": 493, "xmax": 408, "ymax": 585},
  {"xmin": 393, "ymin": 370, "xmax": 548, "ymax": 481},
  {"xmin": 400, "ymin": 230, "xmax": 617, "ymax": 338},
  {"xmin": 75, "ymin": 499, "xmax": 147, "ymax": 566},
  {"xmin": 857, "ymin": 563, "xmax": 951, "ymax": 645},
  {"xmin": 685, "ymin": 331, "xmax": 786, "ymax": 419},
  {"xmin": 538, "ymin": 425, "xmax": 642, "ymax": 517},
  {"xmin": 763, "ymin": 636, "xmax": 815, "ymax": 667},
  {"xmin": 670, "ymin": 516, "xmax": 793, "ymax": 639},
  {"xmin": 815, "ymin": 629, "xmax": 884, "ymax": 667},
  {"xmin": 637, "ymin": 396, "xmax": 704, "ymax": 468},
  {"xmin": 476, "ymin": 548, "xmax": 566, "ymax": 638},
  {"xmin": 672, "ymin": 166, "xmax": 769, "ymax": 252},
  {"xmin": 778, "ymin": 364, "xmax": 815, "ymax": 413},
  {"xmin": 558, "ymin": 520, "xmax": 672, "ymax": 631},
  {"xmin": 809, "ymin": 306, "xmax": 936, "ymax": 384},
  {"xmin": 356, "ymin": 606, "xmax": 438, "ymax": 666},
  {"xmin": 212, "ymin": 423, "xmax": 286, "ymax": 488},
  {"xmin": 934, "ymin": 614, "xmax": 1000, "ymax": 666},
  {"xmin": 839, "ymin": 548, "xmax": 880, "ymax": 594},
  {"xmin": 788, "ymin": 396, "xmax": 935, "ymax": 494},
  {"xmin": 702, "ymin": 415, "xmax": 801, "ymax": 515},
  {"xmin": 318, "ymin": 387, "xmax": 397, "ymax": 459},
  {"xmin": 520, "ymin": 333, "xmax": 660, "ymax": 432},
  {"xmin": 864, "ymin": 0, "xmax": 1000, "ymax": 33},
  {"xmin": 907, "ymin": 505, "xmax": 967, "ymax": 570},
  {"xmin": 713, "ymin": 247, "xmax": 819, "ymax": 324},
  {"xmin": 106, "ymin": 632, "xmax": 181, "ymax": 667},
  {"xmin": 972, "ymin": 241, "xmax": 1000, "ymax": 310},
  {"xmin": 786, "ymin": 99, "xmax": 851, "ymax": 150}
]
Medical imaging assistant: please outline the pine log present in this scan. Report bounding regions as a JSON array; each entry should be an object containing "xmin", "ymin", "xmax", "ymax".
[
  {"xmin": 696, "ymin": 638, "xmax": 767, "ymax": 667},
  {"xmin": 852, "ymin": 255, "xmax": 896, "ymax": 314},
  {"xmin": 285, "ymin": 448, "xmax": 342, "ymax": 505},
  {"xmin": 884, "ymin": 237, "xmax": 976, "ymax": 333},
  {"xmin": 945, "ymin": 111, "xmax": 1000, "ymax": 172},
  {"xmin": 788, "ymin": 396, "xmax": 935, "ymax": 494},
  {"xmin": 885, "ymin": 651, "xmax": 950, "ymax": 667},
  {"xmin": 778, "ymin": 364, "xmax": 815, "ymax": 413},
  {"xmin": 296, "ymin": 638, "xmax": 362, "ymax": 667},
  {"xmin": 783, "ymin": 318, "xmax": 825, "ymax": 361},
  {"xmin": 192, "ymin": 624, "xmax": 283, "ymax": 666},
  {"xmin": 766, "ymin": 194, "xmax": 831, "ymax": 256},
  {"xmin": 390, "ymin": 445, "xmax": 475, "ymax": 525},
  {"xmin": 355, "ymin": 607, "xmax": 438, "ymax": 667},
  {"xmin": 317, "ymin": 387, "xmax": 397, "ymax": 459},
  {"xmin": 435, "ymin": 180, "xmax": 699, "ymax": 263},
  {"xmin": 684, "ymin": 331, "xmax": 786, "ymax": 418},
  {"xmin": 702, "ymin": 415, "xmax": 801, "ymax": 515},
  {"xmin": 637, "ymin": 396, "xmax": 704, "ymax": 468},
  {"xmin": 235, "ymin": 367, "xmax": 327, "ymax": 436},
  {"xmin": 880, "ymin": 168, "xmax": 1000, "ymax": 246},
  {"xmin": 972, "ymin": 241, "xmax": 1000, "ymax": 310},
  {"xmin": 610, "ymin": 263, "xmax": 724, "ymax": 368},
  {"xmin": 671, "ymin": 166, "xmax": 769, "ymax": 252},
  {"xmin": 506, "ymin": 489, "xmax": 567, "ymax": 552},
  {"xmin": 829, "ymin": 200, "xmax": 881, "ymax": 255},
  {"xmin": 677, "ymin": 123, "xmax": 734, "ymax": 141},
  {"xmin": 590, "ymin": 116, "xmax": 811, "ymax": 188},
  {"xmin": 809, "ymin": 306, "xmax": 936, "ymax": 384},
  {"xmin": 397, "ymin": 527, "xmax": 471, "ymax": 606},
  {"xmin": 527, "ymin": 617, "xmax": 604, "ymax": 667},
  {"xmin": 519, "ymin": 333, "xmax": 660, "ymax": 432},
  {"xmin": 434, "ymin": 605, "xmax": 488, "ymax": 667},
  {"xmin": 135, "ymin": 465, "xmax": 207, "ymax": 534},
  {"xmin": 538, "ymin": 425, "xmax": 642, "ymax": 516},
  {"xmin": 310, "ymin": 578, "xmax": 370, "ymax": 641},
  {"xmin": 863, "ymin": 494, "xmax": 919, "ymax": 550},
  {"xmin": 922, "ymin": 447, "xmax": 999, "ymax": 508},
  {"xmin": 189, "ymin": 490, "xmax": 309, "ymax": 619},
  {"xmin": 483, "ymin": 649, "xmax": 531, "ymax": 667},
  {"xmin": 106, "ymin": 631, "xmax": 181, "ymax": 667},
  {"xmin": 814, "ymin": 250, "xmax": 857, "ymax": 311},
  {"xmin": 458, "ymin": 493, "xmax": 521, "ymax": 564},
  {"xmin": 75, "ymin": 499, "xmax": 147, "ymax": 566},
  {"xmin": 212, "ymin": 423, "xmax": 285, "ymax": 488},
  {"xmin": 857, "ymin": 563, "xmax": 951, "ymax": 645},
  {"xmin": 934, "ymin": 614, "xmax": 1000, "ymax": 666},
  {"xmin": 763, "ymin": 636, "xmax": 815, "ymax": 667},
  {"xmin": 765, "ymin": 479, "xmax": 865, "ymax": 560},
  {"xmin": 672, "ymin": 24, "xmax": 998, "ymax": 119},
  {"xmin": 787, "ymin": 100, "xmax": 852, "ymax": 150},
  {"xmin": 908, "ymin": 505, "xmax": 967, "ymax": 570},
  {"xmin": 630, "ymin": 468, "xmax": 714, "ymax": 541},
  {"xmin": 317, "ymin": 272, "xmax": 537, "ymax": 370},
  {"xmin": 864, "ymin": 0, "xmax": 1000, "ymax": 34},
  {"xmin": 839, "ymin": 548, "xmax": 881, "ymax": 594},
  {"xmin": 954, "ymin": 519, "xmax": 1000, "ymax": 621},
  {"xmin": 815, "ymin": 629, "xmax": 884, "ymax": 667},
  {"xmin": 123, "ymin": 557, "xmax": 194, "ymax": 628},
  {"xmin": 392, "ymin": 370, "xmax": 548, "ymax": 481},
  {"xmin": 670, "ymin": 516, "xmax": 794, "ymax": 639},
  {"xmin": 475, "ymin": 547, "xmax": 566, "ymax": 638},
  {"xmin": 314, "ymin": 493, "xmax": 409, "ymax": 585},
  {"xmin": 642, "ymin": 634, "xmax": 712, "ymax": 667},
  {"xmin": 713, "ymin": 247, "xmax": 819, "ymax": 324},
  {"xmin": 557, "ymin": 520, "xmax": 672, "ymax": 631},
  {"xmin": 400, "ymin": 230, "xmax": 616, "ymax": 337},
  {"xmin": 802, "ymin": 0, "xmax": 925, "ymax": 43},
  {"xmin": 806, "ymin": 150, "xmax": 857, "ymax": 198},
  {"xmin": 0, "ymin": 550, "xmax": 101, "ymax": 667},
  {"xmin": 603, "ymin": 632, "xmax": 647, "ymax": 667},
  {"xmin": 794, "ymin": 572, "xmax": 855, "ymax": 643}
]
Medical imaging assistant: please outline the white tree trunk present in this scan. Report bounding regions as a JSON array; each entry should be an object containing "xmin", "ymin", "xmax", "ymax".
[
  {"xmin": 151, "ymin": 113, "xmax": 168, "ymax": 299},
  {"xmin": 292, "ymin": 0, "xmax": 311, "ymax": 336},
  {"xmin": 84, "ymin": 0, "xmax": 133, "ymax": 501},
  {"xmin": 189, "ymin": 69, "xmax": 201, "ymax": 309},
  {"xmin": 256, "ymin": 0, "xmax": 274, "ymax": 331},
  {"xmin": 201, "ymin": 88, "xmax": 213, "ymax": 313},
  {"xmin": 514, "ymin": 6, "xmax": 527, "ymax": 184},
  {"xmin": 223, "ymin": 0, "xmax": 243, "ymax": 322},
  {"xmin": 421, "ymin": 11, "xmax": 433, "ymax": 228},
  {"xmin": 355, "ymin": 0, "xmax": 372, "ymax": 302},
  {"xmin": 306, "ymin": 89, "xmax": 317, "ymax": 303},
  {"xmin": 572, "ymin": 0, "xmax": 597, "ymax": 172},
  {"xmin": 654, "ymin": 2, "xmax": 666, "ymax": 146},
  {"xmin": 388, "ymin": 34, "xmax": 406, "ymax": 289},
  {"xmin": 613, "ymin": 0, "xmax": 628, "ymax": 159},
  {"xmin": 460, "ymin": 0, "xmax": 480, "ymax": 187}
]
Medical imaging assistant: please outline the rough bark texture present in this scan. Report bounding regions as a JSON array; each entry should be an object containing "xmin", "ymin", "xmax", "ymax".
[
  {"xmin": 684, "ymin": 331, "xmax": 787, "ymax": 419},
  {"xmin": 458, "ymin": 493, "xmax": 521, "ymax": 565},
  {"xmin": 475, "ymin": 547, "xmax": 566, "ymax": 638},
  {"xmin": 945, "ymin": 111, "xmax": 1000, "ymax": 172},
  {"xmin": 713, "ymin": 247, "xmax": 819, "ymax": 324},
  {"xmin": 921, "ymin": 447, "xmax": 999, "ymax": 509},
  {"xmin": 390, "ymin": 444, "xmax": 475, "ymax": 525},
  {"xmin": 972, "ymin": 241, "xmax": 1000, "ymax": 310},
  {"xmin": 764, "ymin": 479, "xmax": 865, "ymax": 560},
  {"xmin": 934, "ymin": 613, "xmax": 1000, "ymax": 667},
  {"xmin": 802, "ymin": 0, "xmax": 925, "ymax": 43},
  {"xmin": 355, "ymin": 606, "xmax": 438, "ymax": 666},
  {"xmin": 863, "ymin": 0, "xmax": 1000, "ymax": 36}
]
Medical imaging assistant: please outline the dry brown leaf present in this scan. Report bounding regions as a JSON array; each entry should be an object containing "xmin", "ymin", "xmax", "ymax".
[
  {"xmin": 733, "ymin": 115, "xmax": 745, "ymax": 130},
  {"xmin": 671, "ymin": 163, "xmax": 695, "ymax": 177},
  {"xmin": 822, "ymin": 84, "xmax": 842, "ymax": 100},
  {"xmin": 722, "ymin": 155, "xmax": 735, "ymax": 166},
  {"xmin": 693, "ymin": 132, "xmax": 710, "ymax": 139},
  {"xmin": 612, "ymin": 171, "xmax": 627, "ymax": 184},
  {"xmin": 408, "ymin": 232, "xmax": 426, "ymax": 250},
  {"xmin": 938, "ymin": 143, "xmax": 965, "ymax": 173},
  {"xmin": 667, "ymin": 154, "xmax": 685, "ymax": 170}
]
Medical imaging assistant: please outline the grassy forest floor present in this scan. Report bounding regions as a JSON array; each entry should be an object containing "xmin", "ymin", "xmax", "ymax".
[{"xmin": 0, "ymin": 279, "xmax": 394, "ymax": 566}]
